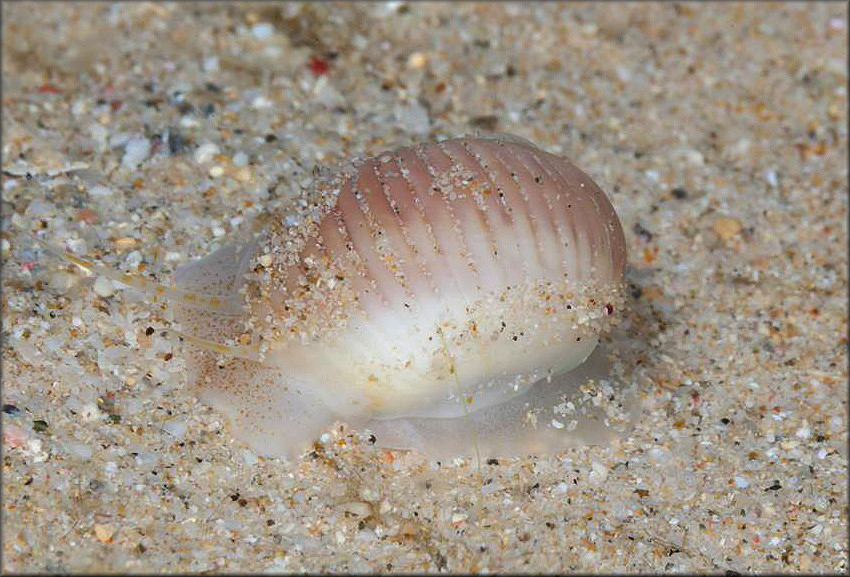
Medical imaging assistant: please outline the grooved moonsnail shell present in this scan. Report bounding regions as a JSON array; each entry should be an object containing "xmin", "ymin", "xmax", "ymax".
[{"xmin": 174, "ymin": 133, "xmax": 627, "ymax": 459}]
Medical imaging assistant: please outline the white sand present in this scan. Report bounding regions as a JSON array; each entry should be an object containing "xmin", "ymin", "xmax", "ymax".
[{"xmin": 2, "ymin": 3, "xmax": 846, "ymax": 572}]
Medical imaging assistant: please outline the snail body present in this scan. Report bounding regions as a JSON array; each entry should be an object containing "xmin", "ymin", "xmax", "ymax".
[{"xmin": 173, "ymin": 134, "xmax": 628, "ymax": 458}]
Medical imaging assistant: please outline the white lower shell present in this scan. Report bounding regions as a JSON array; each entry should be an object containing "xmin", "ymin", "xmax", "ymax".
[{"xmin": 270, "ymin": 279, "xmax": 604, "ymax": 420}]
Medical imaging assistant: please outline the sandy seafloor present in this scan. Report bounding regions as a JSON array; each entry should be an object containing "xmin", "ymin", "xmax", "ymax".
[{"xmin": 1, "ymin": 2, "xmax": 847, "ymax": 573}]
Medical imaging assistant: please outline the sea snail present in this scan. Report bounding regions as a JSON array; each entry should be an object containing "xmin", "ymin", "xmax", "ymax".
[{"xmin": 172, "ymin": 133, "xmax": 628, "ymax": 459}]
